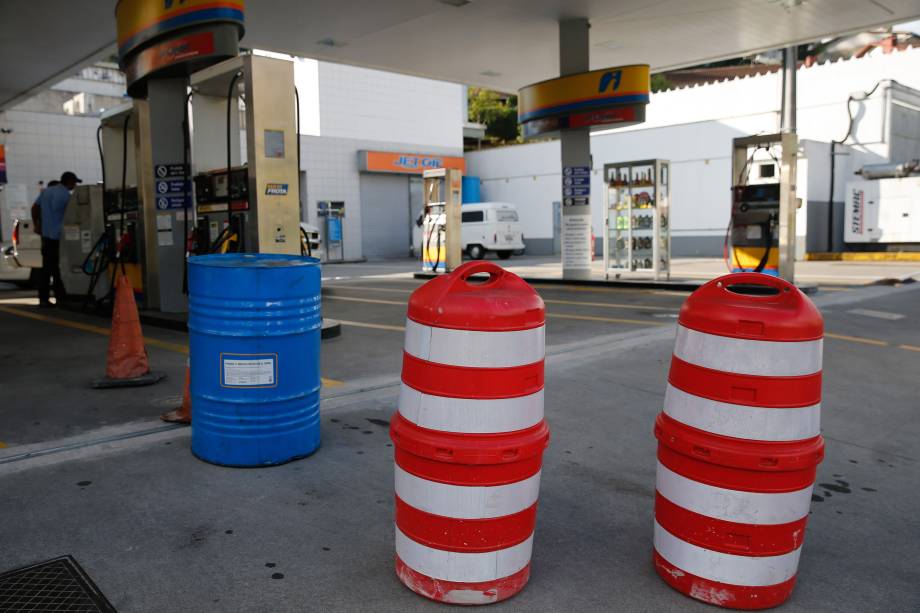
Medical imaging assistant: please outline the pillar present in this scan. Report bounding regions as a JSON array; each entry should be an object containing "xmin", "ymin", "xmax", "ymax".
[
  {"xmin": 778, "ymin": 46, "xmax": 797, "ymax": 282},
  {"xmin": 559, "ymin": 18, "xmax": 592, "ymax": 280}
]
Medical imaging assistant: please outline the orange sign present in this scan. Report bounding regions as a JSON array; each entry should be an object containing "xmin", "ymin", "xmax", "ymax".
[{"xmin": 359, "ymin": 151, "xmax": 465, "ymax": 175}]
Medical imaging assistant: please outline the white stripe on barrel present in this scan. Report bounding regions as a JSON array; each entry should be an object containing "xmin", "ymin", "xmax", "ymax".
[
  {"xmin": 656, "ymin": 462, "xmax": 812, "ymax": 525},
  {"xmin": 663, "ymin": 384, "xmax": 821, "ymax": 441},
  {"xmin": 395, "ymin": 465, "xmax": 540, "ymax": 519},
  {"xmin": 673, "ymin": 325, "xmax": 822, "ymax": 377},
  {"xmin": 398, "ymin": 385, "xmax": 544, "ymax": 433},
  {"xmin": 396, "ymin": 526, "xmax": 533, "ymax": 583},
  {"xmin": 404, "ymin": 319, "xmax": 545, "ymax": 368},
  {"xmin": 654, "ymin": 521, "xmax": 801, "ymax": 587}
]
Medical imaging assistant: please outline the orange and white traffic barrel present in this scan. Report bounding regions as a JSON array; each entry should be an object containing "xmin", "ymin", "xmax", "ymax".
[
  {"xmin": 653, "ymin": 273, "xmax": 825, "ymax": 610},
  {"xmin": 390, "ymin": 261, "xmax": 549, "ymax": 605}
]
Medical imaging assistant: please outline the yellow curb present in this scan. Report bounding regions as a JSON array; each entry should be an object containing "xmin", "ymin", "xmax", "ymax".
[{"xmin": 806, "ymin": 252, "xmax": 920, "ymax": 262}]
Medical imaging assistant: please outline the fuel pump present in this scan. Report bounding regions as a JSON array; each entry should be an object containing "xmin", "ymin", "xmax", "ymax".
[
  {"xmin": 110, "ymin": 0, "xmax": 243, "ymax": 313},
  {"xmin": 98, "ymin": 105, "xmax": 144, "ymax": 296},
  {"xmin": 727, "ymin": 133, "xmax": 798, "ymax": 279},
  {"xmin": 420, "ymin": 168, "xmax": 462, "ymax": 273},
  {"xmin": 189, "ymin": 54, "xmax": 302, "ymax": 256},
  {"xmin": 59, "ymin": 104, "xmax": 145, "ymax": 307}
]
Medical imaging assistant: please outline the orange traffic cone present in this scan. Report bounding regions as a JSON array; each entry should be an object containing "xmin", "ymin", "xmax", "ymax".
[
  {"xmin": 92, "ymin": 274, "xmax": 165, "ymax": 388},
  {"xmin": 161, "ymin": 364, "xmax": 191, "ymax": 424}
]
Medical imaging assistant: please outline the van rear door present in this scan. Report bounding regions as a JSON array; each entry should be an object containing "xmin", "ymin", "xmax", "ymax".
[{"xmin": 495, "ymin": 208, "xmax": 519, "ymax": 248}]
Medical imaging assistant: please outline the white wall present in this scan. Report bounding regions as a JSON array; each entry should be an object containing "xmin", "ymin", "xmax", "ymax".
[
  {"xmin": 318, "ymin": 62, "xmax": 463, "ymax": 150},
  {"xmin": 467, "ymin": 46, "xmax": 920, "ymax": 253},
  {"xmin": 300, "ymin": 134, "xmax": 460, "ymax": 260},
  {"xmin": 297, "ymin": 60, "xmax": 465, "ymax": 258},
  {"xmin": 0, "ymin": 110, "xmax": 102, "ymax": 203}
]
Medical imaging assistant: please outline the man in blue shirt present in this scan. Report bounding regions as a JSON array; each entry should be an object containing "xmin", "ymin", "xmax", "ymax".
[{"xmin": 35, "ymin": 171, "xmax": 80, "ymax": 307}]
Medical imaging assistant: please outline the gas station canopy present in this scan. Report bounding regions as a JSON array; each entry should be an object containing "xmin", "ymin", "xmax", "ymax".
[{"xmin": 2, "ymin": 0, "xmax": 920, "ymax": 109}]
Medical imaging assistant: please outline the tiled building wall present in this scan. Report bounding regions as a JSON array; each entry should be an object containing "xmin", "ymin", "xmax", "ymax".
[{"xmin": 0, "ymin": 110, "xmax": 102, "ymax": 202}]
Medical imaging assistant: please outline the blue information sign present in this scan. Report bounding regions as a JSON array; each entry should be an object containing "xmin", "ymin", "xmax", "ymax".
[
  {"xmin": 152, "ymin": 162, "xmax": 189, "ymax": 209},
  {"xmin": 563, "ymin": 166, "xmax": 591, "ymax": 177},
  {"xmin": 563, "ymin": 186, "xmax": 590, "ymax": 197},
  {"xmin": 327, "ymin": 217, "xmax": 342, "ymax": 242}
]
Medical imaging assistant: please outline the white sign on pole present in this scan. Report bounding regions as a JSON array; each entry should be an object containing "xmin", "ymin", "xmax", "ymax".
[{"xmin": 562, "ymin": 214, "xmax": 592, "ymax": 271}]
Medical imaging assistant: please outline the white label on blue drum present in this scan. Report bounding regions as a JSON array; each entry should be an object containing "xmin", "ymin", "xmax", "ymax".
[{"xmin": 221, "ymin": 353, "xmax": 277, "ymax": 388}]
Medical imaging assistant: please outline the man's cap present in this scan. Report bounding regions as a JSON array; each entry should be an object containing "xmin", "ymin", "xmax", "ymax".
[{"xmin": 60, "ymin": 171, "xmax": 82, "ymax": 184}]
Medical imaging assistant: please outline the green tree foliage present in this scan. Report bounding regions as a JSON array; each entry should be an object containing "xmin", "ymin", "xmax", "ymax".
[
  {"xmin": 650, "ymin": 73, "xmax": 672, "ymax": 92},
  {"xmin": 468, "ymin": 88, "xmax": 520, "ymax": 144}
]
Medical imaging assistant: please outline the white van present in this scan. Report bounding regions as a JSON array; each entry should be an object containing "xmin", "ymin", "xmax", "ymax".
[{"xmin": 460, "ymin": 202, "xmax": 525, "ymax": 260}]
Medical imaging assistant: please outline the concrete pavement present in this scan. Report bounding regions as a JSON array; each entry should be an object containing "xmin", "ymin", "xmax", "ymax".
[{"xmin": 0, "ymin": 262, "xmax": 918, "ymax": 612}]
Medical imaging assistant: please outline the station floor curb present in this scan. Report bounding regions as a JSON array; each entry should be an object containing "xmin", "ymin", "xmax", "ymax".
[
  {"xmin": 413, "ymin": 272, "xmax": 819, "ymax": 294},
  {"xmin": 806, "ymin": 252, "xmax": 920, "ymax": 262},
  {"xmin": 414, "ymin": 272, "xmax": 702, "ymax": 292}
]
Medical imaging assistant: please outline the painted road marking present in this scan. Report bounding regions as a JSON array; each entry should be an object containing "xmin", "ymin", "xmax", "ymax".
[
  {"xmin": 338, "ymin": 319, "xmax": 407, "ymax": 332},
  {"xmin": 542, "ymin": 298, "xmax": 676, "ymax": 312},
  {"xmin": 0, "ymin": 305, "xmax": 344, "ymax": 388},
  {"xmin": 325, "ymin": 293, "xmax": 665, "ymax": 327},
  {"xmin": 325, "ymin": 295, "xmax": 406, "ymax": 306},
  {"xmin": 325, "ymin": 286, "xmax": 680, "ymax": 312},
  {"xmin": 0, "ymin": 305, "xmax": 188, "ymax": 353},
  {"xmin": 847, "ymin": 308, "xmax": 905, "ymax": 321},
  {"xmin": 327, "ymin": 280, "xmax": 690, "ymax": 299},
  {"xmin": 824, "ymin": 332, "xmax": 889, "ymax": 347},
  {"xmin": 545, "ymin": 312, "xmax": 665, "ymax": 326},
  {"xmin": 325, "ymin": 285, "xmax": 413, "ymax": 294},
  {"xmin": 323, "ymin": 291, "xmax": 920, "ymax": 343}
]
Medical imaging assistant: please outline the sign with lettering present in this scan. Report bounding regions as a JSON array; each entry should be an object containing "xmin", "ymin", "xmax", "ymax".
[
  {"xmin": 518, "ymin": 64, "xmax": 649, "ymax": 139},
  {"xmin": 358, "ymin": 151, "xmax": 466, "ymax": 175}
]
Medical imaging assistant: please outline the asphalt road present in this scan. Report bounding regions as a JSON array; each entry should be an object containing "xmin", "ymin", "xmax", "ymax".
[{"xmin": 0, "ymin": 262, "xmax": 917, "ymax": 612}]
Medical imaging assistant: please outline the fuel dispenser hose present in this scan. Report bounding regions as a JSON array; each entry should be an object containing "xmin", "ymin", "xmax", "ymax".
[
  {"xmin": 209, "ymin": 71, "xmax": 243, "ymax": 254},
  {"xmin": 724, "ymin": 145, "xmax": 775, "ymax": 274},
  {"xmin": 182, "ymin": 90, "xmax": 193, "ymax": 294}
]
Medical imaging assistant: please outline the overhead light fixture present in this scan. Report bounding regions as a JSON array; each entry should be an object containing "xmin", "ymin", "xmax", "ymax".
[
  {"xmin": 479, "ymin": 70, "xmax": 501, "ymax": 77},
  {"xmin": 596, "ymin": 40, "xmax": 622, "ymax": 51},
  {"xmin": 772, "ymin": 0, "xmax": 805, "ymax": 11},
  {"xmin": 316, "ymin": 38, "xmax": 347, "ymax": 48},
  {"xmin": 439, "ymin": 0, "xmax": 471, "ymax": 6}
]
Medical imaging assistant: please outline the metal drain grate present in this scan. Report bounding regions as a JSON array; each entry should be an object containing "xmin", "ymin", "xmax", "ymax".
[{"xmin": 0, "ymin": 555, "xmax": 116, "ymax": 612}]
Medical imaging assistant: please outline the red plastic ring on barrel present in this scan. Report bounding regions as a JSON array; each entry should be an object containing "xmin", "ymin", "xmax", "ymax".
[
  {"xmin": 678, "ymin": 273, "xmax": 823, "ymax": 342},
  {"xmin": 655, "ymin": 413, "xmax": 824, "ymax": 478}
]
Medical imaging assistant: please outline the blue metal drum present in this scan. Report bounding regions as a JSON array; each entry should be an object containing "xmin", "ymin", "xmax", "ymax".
[{"xmin": 188, "ymin": 253, "xmax": 322, "ymax": 466}]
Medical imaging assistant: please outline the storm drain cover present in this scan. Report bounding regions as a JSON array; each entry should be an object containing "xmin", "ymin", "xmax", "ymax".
[{"xmin": 0, "ymin": 555, "xmax": 116, "ymax": 612}]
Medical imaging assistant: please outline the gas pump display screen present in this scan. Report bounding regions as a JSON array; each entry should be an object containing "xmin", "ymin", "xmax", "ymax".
[{"xmin": 264, "ymin": 130, "xmax": 285, "ymax": 159}]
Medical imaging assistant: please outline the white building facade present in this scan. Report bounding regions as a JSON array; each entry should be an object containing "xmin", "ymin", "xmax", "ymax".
[
  {"xmin": 1, "ymin": 56, "xmax": 466, "ymax": 258},
  {"xmin": 293, "ymin": 58, "xmax": 465, "ymax": 261},
  {"xmin": 466, "ymin": 47, "xmax": 920, "ymax": 256}
]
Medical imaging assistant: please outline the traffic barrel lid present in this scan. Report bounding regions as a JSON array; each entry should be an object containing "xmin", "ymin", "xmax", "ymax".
[
  {"xmin": 408, "ymin": 262, "xmax": 544, "ymax": 331},
  {"xmin": 679, "ymin": 273, "xmax": 823, "ymax": 342}
]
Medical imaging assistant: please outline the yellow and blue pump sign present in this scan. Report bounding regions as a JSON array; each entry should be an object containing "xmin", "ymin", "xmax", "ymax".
[
  {"xmin": 115, "ymin": 0, "xmax": 245, "ymax": 60},
  {"xmin": 518, "ymin": 65, "xmax": 650, "ymax": 138},
  {"xmin": 518, "ymin": 65, "xmax": 650, "ymax": 123}
]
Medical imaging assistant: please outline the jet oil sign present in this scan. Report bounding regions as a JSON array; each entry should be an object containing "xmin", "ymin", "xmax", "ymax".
[{"xmin": 358, "ymin": 151, "xmax": 466, "ymax": 175}]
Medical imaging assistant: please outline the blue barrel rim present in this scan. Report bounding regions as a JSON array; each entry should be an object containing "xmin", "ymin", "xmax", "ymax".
[{"xmin": 189, "ymin": 253, "xmax": 321, "ymax": 268}]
